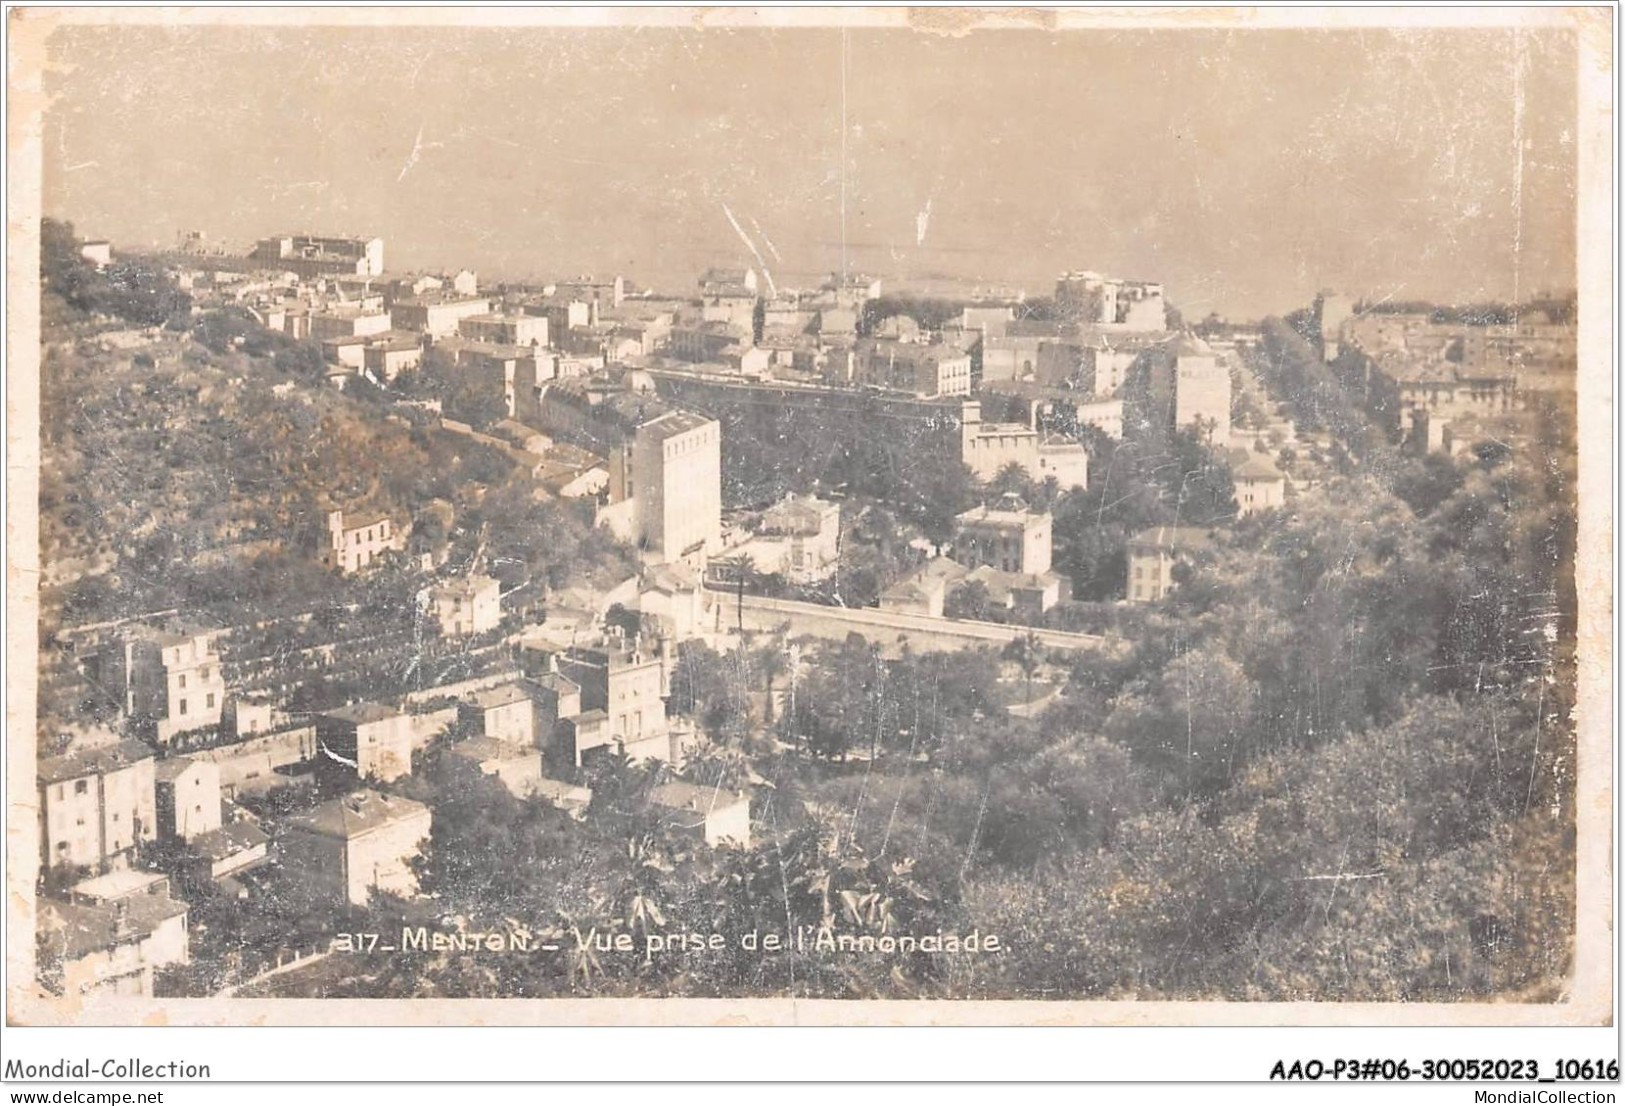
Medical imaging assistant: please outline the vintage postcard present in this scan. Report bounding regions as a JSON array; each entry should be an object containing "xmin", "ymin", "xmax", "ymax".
[{"xmin": 4, "ymin": 6, "xmax": 1613, "ymax": 1031}]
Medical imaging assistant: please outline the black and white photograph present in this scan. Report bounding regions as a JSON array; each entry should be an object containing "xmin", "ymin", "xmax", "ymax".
[{"xmin": 3, "ymin": 5, "xmax": 1613, "ymax": 1052}]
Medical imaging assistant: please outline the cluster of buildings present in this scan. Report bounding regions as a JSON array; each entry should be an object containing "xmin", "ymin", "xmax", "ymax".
[
  {"xmin": 723, "ymin": 493, "xmax": 844, "ymax": 586},
  {"xmin": 36, "ymin": 731, "xmax": 263, "ymax": 996},
  {"xmin": 175, "ymin": 241, "xmax": 1188, "ymax": 544},
  {"xmin": 1053, "ymin": 271, "xmax": 1169, "ymax": 333},
  {"xmin": 1317, "ymin": 291, "xmax": 1577, "ymax": 458},
  {"xmin": 39, "ymin": 233, "xmax": 1330, "ymax": 1001},
  {"xmin": 882, "ymin": 494, "xmax": 1070, "ymax": 619},
  {"xmin": 252, "ymin": 242, "xmax": 1294, "ymax": 611},
  {"xmin": 35, "ymin": 555, "xmax": 754, "ymax": 998}
]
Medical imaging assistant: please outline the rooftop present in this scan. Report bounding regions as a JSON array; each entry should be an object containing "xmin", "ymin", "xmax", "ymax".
[
  {"xmin": 980, "ymin": 379, "xmax": 1121, "ymax": 404},
  {"xmin": 70, "ymin": 868, "xmax": 168, "ymax": 903},
  {"xmin": 370, "ymin": 337, "xmax": 422, "ymax": 354},
  {"xmin": 638, "ymin": 409, "xmax": 716, "ymax": 442},
  {"xmin": 40, "ymin": 893, "xmax": 189, "ymax": 961},
  {"xmin": 338, "ymin": 508, "xmax": 392, "ymax": 531},
  {"xmin": 534, "ymin": 778, "xmax": 593, "ymax": 806},
  {"xmin": 322, "ymin": 702, "xmax": 402, "ymax": 727},
  {"xmin": 862, "ymin": 338, "xmax": 969, "ymax": 365},
  {"xmin": 518, "ymin": 663, "xmax": 574, "ymax": 692},
  {"xmin": 190, "ymin": 820, "xmax": 270, "ymax": 863},
  {"xmin": 917, "ymin": 556, "xmax": 973, "ymax": 585},
  {"xmin": 39, "ymin": 739, "xmax": 155, "ymax": 785},
  {"xmin": 703, "ymin": 282, "xmax": 756, "ymax": 299},
  {"xmin": 448, "ymin": 736, "xmax": 533, "ymax": 763},
  {"xmin": 123, "ymin": 620, "xmax": 221, "ymax": 649},
  {"xmin": 464, "ymin": 682, "xmax": 533, "ymax": 712},
  {"xmin": 443, "ymin": 337, "xmax": 536, "ymax": 360},
  {"xmin": 1037, "ymin": 434, "xmax": 1088, "ymax": 455},
  {"xmin": 649, "ymin": 780, "xmax": 748, "ymax": 817},
  {"xmin": 760, "ymin": 493, "xmax": 838, "ymax": 535},
  {"xmin": 1166, "ymin": 336, "xmax": 1215, "ymax": 360},
  {"xmin": 396, "ymin": 294, "xmax": 489, "ymax": 309},
  {"xmin": 964, "ymin": 565, "xmax": 1064, "ymax": 600},
  {"xmin": 642, "ymin": 562, "xmax": 700, "ymax": 594},
  {"xmin": 286, "ymin": 789, "xmax": 430, "ymax": 840},
  {"xmin": 1128, "ymin": 526, "xmax": 1219, "ymax": 553},
  {"xmin": 956, "ymin": 498, "xmax": 1047, "ymax": 529},
  {"xmin": 153, "ymin": 756, "xmax": 201, "ymax": 784},
  {"xmin": 1232, "ymin": 452, "xmax": 1285, "ymax": 480},
  {"xmin": 432, "ymin": 573, "xmax": 500, "ymax": 600}
]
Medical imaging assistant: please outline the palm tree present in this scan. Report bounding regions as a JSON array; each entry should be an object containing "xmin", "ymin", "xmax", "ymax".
[
  {"xmin": 758, "ymin": 643, "xmax": 787, "ymax": 723},
  {"xmin": 716, "ymin": 554, "xmax": 754, "ymax": 632},
  {"xmin": 681, "ymin": 739, "xmax": 746, "ymax": 789},
  {"xmin": 617, "ymin": 836, "xmax": 673, "ymax": 944},
  {"xmin": 1010, "ymin": 629, "xmax": 1045, "ymax": 710}
]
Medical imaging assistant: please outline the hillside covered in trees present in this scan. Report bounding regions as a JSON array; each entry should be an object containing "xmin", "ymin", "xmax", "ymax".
[{"xmin": 241, "ymin": 316, "xmax": 1576, "ymax": 1003}]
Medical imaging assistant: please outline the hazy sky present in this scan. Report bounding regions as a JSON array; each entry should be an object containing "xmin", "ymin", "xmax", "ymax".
[{"xmin": 41, "ymin": 22, "xmax": 1577, "ymax": 318}]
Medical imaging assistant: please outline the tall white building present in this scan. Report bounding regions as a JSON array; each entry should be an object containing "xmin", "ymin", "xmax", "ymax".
[
  {"xmin": 1170, "ymin": 336, "xmax": 1232, "ymax": 446},
  {"xmin": 630, "ymin": 411, "xmax": 722, "ymax": 566},
  {"xmin": 1316, "ymin": 290, "xmax": 1356, "ymax": 361},
  {"xmin": 91, "ymin": 626, "xmax": 227, "ymax": 744}
]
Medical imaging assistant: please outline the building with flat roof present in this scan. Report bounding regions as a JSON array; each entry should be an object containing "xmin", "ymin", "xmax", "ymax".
[
  {"xmin": 80, "ymin": 240, "xmax": 113, "ymax": 269},
  {"xmin": 1035, "ymin": 434, "xmax": 1090, "ymax": 492},
  {"xmin": 458, "ymin": 312, "xmax": 549, "ymax": 348},
  {"xmin": 1055, "ymin": 271, "xmax": 1167, "ymax": 332},
  {"xmin": 551, "ymin": 633, "xmax": 675, "ymax": 766},
  {"xmin": 958, "ymin": 399, "xmax": 1041, "ymax": 484},
  {"xmin": 310, "ymin": 307, "xmax": 392, "ymax": 342},
  {"xmin": 362, "ymin": 335, "xmax": 423, "ymax": 381},
  {"xmin": 88, "ymin": 624, "xmax": 227, "ymax": 744},
  {"xmin": 629, "ymin": 411, "xmax": 722, "ymax": 566},
  {"xmin": 389, "ymin": 295, "xmax": 493, "ymax": 338},
  {"xmin": 250, "ymin": 234, "xmax": 384, "ymax": 278},
  {"xmin": 1170, "ymin": 335, "xmax": 1232, "ymax": 445}
]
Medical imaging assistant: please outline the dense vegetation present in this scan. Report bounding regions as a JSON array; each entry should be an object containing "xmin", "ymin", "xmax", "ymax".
[
  {"xmin": 38, "ymin": 224, "xmax": 637, "ymax": 724},
  {"xmin": 257, "ymin": 383, "xmax": 1574, "ymax": 999},
  {"xmin": 40, "ymin": 218, "xmax": 192, "ymax": 330},
  {"xmin": 40, "ymin": 222, "xmax": 1574, "ymax": 1003},
  {"xmin": 329, "ymin": 313, "xmax": 1569, "ymax": 1001}
]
